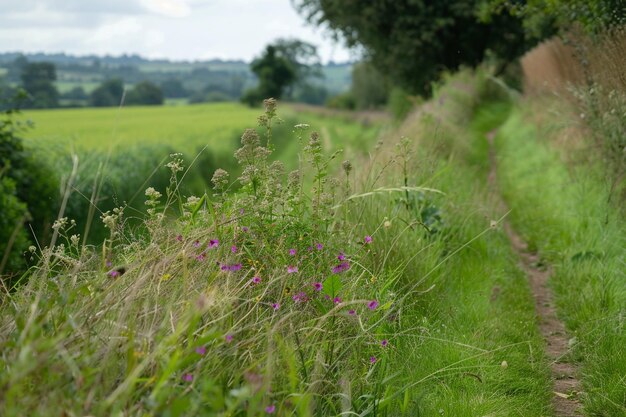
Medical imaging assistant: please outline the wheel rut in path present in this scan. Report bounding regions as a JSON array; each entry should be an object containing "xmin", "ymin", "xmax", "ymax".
[{"xmin": 486, "ymin": 129, "xmax": 582, "ymax": 417}]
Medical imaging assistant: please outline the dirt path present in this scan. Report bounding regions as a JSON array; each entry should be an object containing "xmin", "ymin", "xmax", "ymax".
[{"xmin": 486, "ymin": 130, "xmax": 583, "ymax": 416}]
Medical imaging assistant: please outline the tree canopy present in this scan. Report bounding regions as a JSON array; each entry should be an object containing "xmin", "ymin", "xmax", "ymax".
[
  {"xmin": 20, "ymin": 62, "xmax": 59, "ymax": 108},
  {"xmin": 242, "ymin": 39, "xmax": 321, "ymax": 106},
  {"xmin": 294, "ymin": 0, "xmax": 549, "ymax": 94}
]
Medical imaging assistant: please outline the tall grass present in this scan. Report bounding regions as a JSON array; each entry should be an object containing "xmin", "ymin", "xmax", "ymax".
[{"xmin": 1, "ymin": 74, "xmax": 553, "ymax": 416}]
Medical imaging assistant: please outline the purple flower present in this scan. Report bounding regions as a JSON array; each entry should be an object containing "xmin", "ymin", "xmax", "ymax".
[
  {"xmin": 193, "ymin": 240, "xmax": 201, "ymax": 248},
  {"xmin": 109, "ymin": 270, "xmax": 120, "ymax": 278},
  {"xmin": 370, "ymin": 356, "xmax": 377, "ymax": 364},
  {"xmin": 196, "ymin": 346, "xmax": 207, "ymax": 355},
  {"xmin": 312, "ymin": 282, "xmax": 323, "ymax": 291},
  {"xmin": 381, "ymin": 339, "xmax": 388, "ymax": 347},
  {"xmin": 332, "ymin": 262, "xmax": 350, "ymax": 274},
  {"xmin": 368, "ymin": 300, "xmax": 379, "ymax": 310},
  {"xmin": 265, "ymin": 405, "xmax": 276, "ymax": 414},
  {"xmin": 196, "ymin": 252, "xmax": 206, "ymax": 261},
  {"xmin": 316, "ymin": 243, "xmax": 323, "ymax": 250},
  {"xmin": 239, "ymin": 208, "xmax": 245, "ymax": 215},
  {"xmin": 231, "ymin": 245, "xmax": 237, "ymax": 253},
  {"xmin": 241, "ymin": 226, "xmax": 249, "ymax": 232},
  {"xmin": 182, "ymin": 373, "xmax": 193, "ymax": 382},
  {"xmin": 208, "ymin": 239, "xmax": 219, "ymax": 248},
  {"xmin": 289, "ymin": 248, "xmax": 296, "ymax": 256},
  {"xmin": 225, "ymin": 334, "xmax": 233, "ymax": 343},
  {"xmin": 106, "ymin": 260, "xmax": 112, "ymax": 267},
  {"xmin": 307, "ymin": 246, "xmax": 313, "ymax": 251},
  {"xmin": 287, "ymin": 265, "xmax": 298, "ymax": 274},
  {"xmin": 292, "ymin": 291, "xmax": 308, "ymax": 303},
  {"xmin": 176, "ymin": 234, "xmax": 183, "ymax": 242},
  {"xmin": 272, "ymin": 303, "xmax": 280, "ymax": 311},
  {"xmin": 333, "ymin": 297, "xmax": 342, "ymax": 305},
  {"xmin": 337, "ymin": 252, "xmax": 346, "ymax": 261},
  {"xmin": 348, "ymin": 309, "xmax": 357, "ymax": 316},
  {"xmin": 364, "ymin": 235, "xmax": 373, "ymax": 244},
  {"xmin": 252, "ymin": 276, "xmax": 261, "ymax": 285},
  {"xmin": 221, "ymin": 263, "xmax": 242, "ymax": 272}
]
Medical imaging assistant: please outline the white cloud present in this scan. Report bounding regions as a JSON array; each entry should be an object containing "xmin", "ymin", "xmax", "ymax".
[
  {"xmin": 0, "ymin": 0, "xmax": 353, "ymax": 62},
  {"xmin": 139, "ymin": 0, "xmax": 192, "ymax": 18}
]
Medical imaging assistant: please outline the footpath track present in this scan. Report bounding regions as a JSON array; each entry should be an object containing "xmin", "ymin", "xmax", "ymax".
[{"xmin": 486, "ymin": 129, "xmax": 582, "ymax": 417}]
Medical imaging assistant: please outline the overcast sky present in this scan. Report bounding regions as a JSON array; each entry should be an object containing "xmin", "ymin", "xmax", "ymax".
[{"xmin": 0, "ymin": 0, "xmax": 355, "ymax": 62}]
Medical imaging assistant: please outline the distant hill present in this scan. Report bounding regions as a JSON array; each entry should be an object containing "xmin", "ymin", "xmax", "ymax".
[{"xmin": 0, "ymin": 52, "xmax": 352, "ymax": 106}]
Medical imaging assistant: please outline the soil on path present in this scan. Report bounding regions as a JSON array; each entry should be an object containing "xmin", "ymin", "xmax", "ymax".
[{"xmin": 486, "ymin": 129, "xmax": 583, "ymax": 417}]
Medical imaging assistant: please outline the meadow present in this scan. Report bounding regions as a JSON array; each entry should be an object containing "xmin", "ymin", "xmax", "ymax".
[{"xmin": 1, "ymin": 53, "xmax": 625, "ymax": 417}]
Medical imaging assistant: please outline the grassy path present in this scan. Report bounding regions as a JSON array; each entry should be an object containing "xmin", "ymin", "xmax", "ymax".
[
  {"xmin": 486, "ymin": 126, "xmax": 582, "ymax": 415},
  {"xmin": 487, "ymin": 103, "xmax": 626, "ymax": 416}
]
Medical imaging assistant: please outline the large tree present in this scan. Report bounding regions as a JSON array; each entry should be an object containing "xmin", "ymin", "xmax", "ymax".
[
  {"xmin": 294, "ymin": 0, "xmax": 549, "ymax": 94},
  {"xmin": 242, "ymin": 39, "xmax": 321, "ymax": 106},
  {"xmin": 20, "ymin": 62, "xmax": 59, "ymax": 108}
]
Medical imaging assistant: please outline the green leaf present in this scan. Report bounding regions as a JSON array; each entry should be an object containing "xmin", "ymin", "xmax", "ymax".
[{"xmin": 323, "ymin": 275, "xmax": 342, "ymax": 298}]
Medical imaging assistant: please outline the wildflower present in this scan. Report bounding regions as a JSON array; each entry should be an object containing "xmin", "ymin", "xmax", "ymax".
[
  {"xmin": 28, "ymin": 245, "xmax": 37, "ymax": 253},
  {"xmin": 316, "ymin": 243, "xmax": 323, "ymax": 250},
  {"xmin": 348, "ymin": 309, "xmax": 357, "ymax": 316},
  {"xmin": 272, "ymin": 303, "xmax": 280, "ymax": 311},
  {"xmin": 70, "ymin": 234, "xmax": 80, "ymax": 246},
  {"xmin": 342, "ymin": 160, "xmax": 352, "ymax": 175},
  {"xmin": 368, "ymin": 300, "xmax": 379, "ymax": 310},
  {"xmin": 293, "ymin": 292, "xmax": 308, "ymax": 303},
  {"xmin": 252, "ymin": 276, "xmax": 262, "ymax": 285},
  {"xmin": 182, "ymin": 373, "xmax": 193, "ymax": 382},
  {"xmin": 211, "ymin": 168, "xmax": 229, "ymax": 191},
  {"xmin": 370, "ymin": 356, "xmax": 377, "ymax": 364},
  {"xmin": 196, "ymin": 346, "xmax": 207, "ymax": 355},
  {"xmin": 265, "ymin": 404, "xmax": 276, "ymax": 414},
  {"xmin": 381, "ymin": 339, "xmax": 388, "ymax": 347},
  {"xmin": 106, "ymin": 260, "xmax": 112, "ymax": 267},
  {"xmin": 333, "ymin": 297, "xmax": 342, "ymax": 305},
  {"xmin": 384, "ymin": 220, "xmax": 392, "ymax": 228},
  {"xmin": 332, "ymin": 262, "xmax": 350, "ymax": 274},
  {"xmin": 225, "ymin": 334, "xmax": 234, "ymax": 343},
  {"xmin": 242, "ymin": 226, "xmax": 249, "ymax": 232},
  {"xmin": 221, "ymin": 264, "xmax": 242, "ymax": 272},
  {"xmin": 307, "ymin": 246, "xmax": 313, "ymax": 251},
  {"xmin": 364, "ymin": 235, "xmax": 373, "ymax": 244},
  {"xmin": 312, "ymin": 282, "xmax": 323, "ymax": 291},
  {"xmin": 287, "ymin": 265, "xmax": 298, "ymax": 274},
  {"xmin": 161, "ymin": 273, "xmax": 171, "ymax": 281},
  {"xmin": 109, "ymin": 270, "xmax": 120, "ymax": 278},
  {"xmin": 337, "ymin": 252, "xmax": 345, "ymax": 261},
  {"xmin": 231, "ymin": 245, "xmax": 238, "ymax": 253},
  {"xmin": 208, "ymin": 239, "xmax": 219, "ymax": 248},
  {"xmin": 196, "ymin": 253, "xmax": 206, "ymax": 261},
  {"xmin": 176, "ymin": 234, "xmax": 183, "ymax": 242},
  {"xmin": 289, "ymin": 248, "xmax": 296, "ymax": 256},
  {"xmin": 193, "ymin": 240, "xmax": 200, "ymax": 248}
]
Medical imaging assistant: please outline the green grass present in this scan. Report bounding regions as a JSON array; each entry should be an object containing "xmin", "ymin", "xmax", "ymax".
[
  {"xmin": 0, "ymin": 75, "xmax": 555, "ymax": 416},
  {"xmin": 495, "ymin": 108, "xmax": 626, "ymax": 416}
]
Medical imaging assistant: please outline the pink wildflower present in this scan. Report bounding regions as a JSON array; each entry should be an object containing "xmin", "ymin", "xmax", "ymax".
[
  {"xmin": 289, "ymin": 248, "xmax": 296, "ymax": 256},
  {"xmin": 332, "ymin": 262, "xmax": 350, "ymax": 274},
  {"xmin": 348, "ymin": 309, "xmax": 357, "ymax": 316},
  {"xmin": 208, "ymin": 239, "xmax": 219, "ymax": 248},
  {"xmin": 193, "ymin": 240, "xmax": 200, "ymax": 248},
  {"xmin": 364, "ymin": 235, "xmax": 373, "ymax": 244},
  {"xmin": 381, "ymin": 339, "xmax": 388, "ymax": 347},
  {"xmin": 252, "ymin": 276, "xmax": 261, "ymax": 285},
  {"xmin": 333, "ymin": 297, "xmax": 342, "ymax": 305},
  {"xmin": 312, "ymin": 282, "xmax": 323, "ymax": 291},
  {"xmin": 368, "ymin": 300, "xmax": 379, "ymax": 310},
  {"xmin": 225, "ymin": 334, "xmax": 233, "ymax": 343},
  {"xmin": 272, "ymin": 303, "xmax": 280, "ymax": 311},
  {"xmin": 316, "ymin": 243, "xmax": 323, "ymax": 250},
  {"xmin": 287, "ymin": 265, "xmax": 298, "ymax": 274},
  {"xmin": 196, "ymin": 346, "xmax": 206, "ymax": 355},
  {"xmin": 182, "ymin": 373, "xmax": 193, "ymax": 382},
  {"xmin": 231, "ymin": 245, "xmax": 237, "ymax": 253},
  {"xmin": 370, "ymin": 356, "xmax": 377, "ymax": 364},
  {"xmin": 176, "ymin": 234, "xmax": 183, "ymax": 242},
  {"xmin": 265, "ymin": 405, "xmax": 276, "ymax": 414}
]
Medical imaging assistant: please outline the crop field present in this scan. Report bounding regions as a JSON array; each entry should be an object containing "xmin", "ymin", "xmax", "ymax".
[{"xmin": 20, "ymin": 102, "xmax": 381, "ymax": 158}]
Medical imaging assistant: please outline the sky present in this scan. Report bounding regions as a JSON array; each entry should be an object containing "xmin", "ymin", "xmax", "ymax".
[{"xmin": 0, "ymin": 0, "xmax": 355, "ymax": 63}]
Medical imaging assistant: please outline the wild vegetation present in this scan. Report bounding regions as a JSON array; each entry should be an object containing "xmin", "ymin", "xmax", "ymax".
[{"xmin": 1, "ymin": 0, "xmax": 625, "ymax": 416}]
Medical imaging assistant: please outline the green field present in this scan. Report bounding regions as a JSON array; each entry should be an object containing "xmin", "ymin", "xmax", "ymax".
[{"xmin": 21, "ymin": 102, "xmax": 380, "ymax": 157}]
